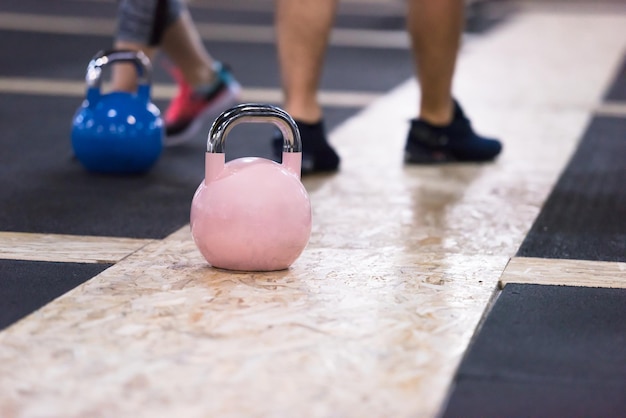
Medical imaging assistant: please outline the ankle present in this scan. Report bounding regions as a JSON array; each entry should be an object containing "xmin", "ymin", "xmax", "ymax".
[
  {"xmin": 295, "ymin": 119, "xmax": 324, "ymax": 129},
  {"xmin": 418, "ymin": 101, "xmax": 454, "ymax": 126},
  {"xmin": 183, "ymin": 66, "xmax": 219, "ymax": 89},
  {"xmin": 284, "ymin": 102, "xmax": 323, "ymax": 124}
]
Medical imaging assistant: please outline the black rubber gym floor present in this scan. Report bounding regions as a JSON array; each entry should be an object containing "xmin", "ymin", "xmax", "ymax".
[
  {"xmin": 516, "ymin": 53, "xmax": 626, "ymax": 263},
  {"xmin": 0, "ymin": 93, "xmax": 359, "ymax": 238},
  {"xmin": 605, "ymin": 52, "xmax": 626, "ymax": 102},
  {"xmin": 0, "ymin": 259, "xmax": 112, "ymax": 331},
  {"xmin": 516, "ymin": 115, "xmax": 626, "ymax": 262},
  {"xmin": 441, "ymin": 284, "xmax": 626, "ymax": 418}
]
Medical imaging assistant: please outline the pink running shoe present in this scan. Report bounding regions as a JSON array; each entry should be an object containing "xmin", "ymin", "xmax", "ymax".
[{"xmin": 164, "ymin": 62, "xmax": 241, "ymax": 146}]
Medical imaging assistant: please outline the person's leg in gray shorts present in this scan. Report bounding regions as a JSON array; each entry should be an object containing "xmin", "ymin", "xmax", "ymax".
[
  {"xmin": 111, "ymin": 0, "xmax": 242, "ymax": 146},
  {"xmin": 116, "ymin": 0, "xmax": 182, "ymax": 47}
]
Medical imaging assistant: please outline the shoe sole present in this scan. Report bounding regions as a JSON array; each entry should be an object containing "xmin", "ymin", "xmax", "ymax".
[
  {"xmin": 404, "ymin": 150, "xmax": 501, "ymax": 164},
  {"xmin": 403, "ymin": 148, "xmax": 458, "ymax": 164},
  {"xmin": 164, "ymin": 82, "xmax": 242, "ymax": 147}
]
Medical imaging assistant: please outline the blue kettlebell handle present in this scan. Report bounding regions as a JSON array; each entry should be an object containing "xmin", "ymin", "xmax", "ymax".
[
  {"xmin": 85, "ymin": 49, "xmax": 153, "ymax": 104},
  {"xmin": 208, "ymin": 104, "xmax": 302, "ymax": 154}
]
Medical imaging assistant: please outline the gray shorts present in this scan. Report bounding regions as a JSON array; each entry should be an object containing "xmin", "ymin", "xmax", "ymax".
[{"xmin": 116, "ymin": 0, "xmax": 185, "ymax": 46}]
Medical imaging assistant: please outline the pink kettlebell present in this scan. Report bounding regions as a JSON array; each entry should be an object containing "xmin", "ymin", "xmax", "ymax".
[{"xmin": 190, "ymin": 103, "xmax": 312, "ymax": 271}]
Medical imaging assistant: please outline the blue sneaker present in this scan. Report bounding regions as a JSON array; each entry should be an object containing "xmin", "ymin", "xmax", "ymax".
[{"xmin": 404, "ymin": 101, "xmax": 502, "ymax": 163}]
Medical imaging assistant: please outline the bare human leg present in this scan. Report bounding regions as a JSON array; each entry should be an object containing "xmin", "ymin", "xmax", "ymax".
[
  {"xmin": 111, "ymin": 1, "xmax": 219, "ymax": 92},
  {"xmin": 404, "ymin": 0, "xmax": 502, "ymax": 163},
  {"xmin": 275, "ymin": 0, "xmax": 339, "ymax": 124},
  {"xmin": 272, "ymin": 0, "xmax": 341, "ymax": 173},
  {"xmin": 407, "ymin": 0, "xmax": 464, "ymax": 125},
  {"xmin": 159, "ymin": 8, "xmax": 219, "ymax": 88}
]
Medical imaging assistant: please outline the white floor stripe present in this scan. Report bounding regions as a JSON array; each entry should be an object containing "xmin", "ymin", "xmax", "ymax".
[
  {"xmin": 0, "ymin": 12, "xmax": 409, "ymax": 49},
  {"xmin": 0, "ymin": 77, "xmax": 382, "ymax": 108},
  {"xmin": 500, "ymin": 257, "xmax": 626, "ymax": 289},
  {"xmin": 0, "ymin": 232, "xmax": 153, "ymax": 264},
  {"xmin": 594, "ymin": 101, "xmax": 626, "ymax": 117}
]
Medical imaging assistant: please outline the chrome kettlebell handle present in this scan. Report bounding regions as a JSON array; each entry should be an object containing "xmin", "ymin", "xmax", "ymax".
[
  {"xmin": 207, "ymin": 103, "xmax": 301, "ymax": 154},
  {"xmin": 85, "ymin": 49, "xmax": 152, "ymax": 89}
]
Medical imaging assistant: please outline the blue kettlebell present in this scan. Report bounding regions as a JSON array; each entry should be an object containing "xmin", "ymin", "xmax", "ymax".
[{"xmin": 71, "ymin": 50, "xmax": 163, "ymax": 174}]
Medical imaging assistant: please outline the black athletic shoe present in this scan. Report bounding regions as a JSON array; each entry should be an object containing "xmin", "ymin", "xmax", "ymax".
[
  {"xmin": 404, "ymin": 101, "xmax": 502, "ymax": 164},
  {"xmin": 272, "ymin": 119, "xmax": 340, "ymax": 175}
]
